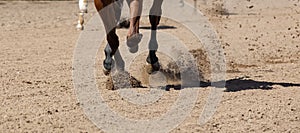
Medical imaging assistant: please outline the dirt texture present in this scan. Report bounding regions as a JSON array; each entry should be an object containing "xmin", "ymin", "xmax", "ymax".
[{"xmin": 0, "ymin": 0, "xmax": 300, "ymax": 132}]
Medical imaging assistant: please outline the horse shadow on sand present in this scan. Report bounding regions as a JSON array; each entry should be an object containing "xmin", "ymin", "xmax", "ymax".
[
  {"xmin": 160, "ymin": 77, "xmax": 300, "ymax": 92},
  {"xmin": 139, "ymin": 25, "xmax": 176, "ymax": 30},
  {"xmin": 109, "ymin": 66, "xmax": 300, "ymax": 92}
]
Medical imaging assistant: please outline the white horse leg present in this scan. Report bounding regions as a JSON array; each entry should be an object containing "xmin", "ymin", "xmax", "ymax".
[
  {"xmin": 76, "ymin": 12, "xmax": 84, "ymax": 30},
  {"xmin": 76, "ymin": 0, "xmax": 88, "ymax": 30}
]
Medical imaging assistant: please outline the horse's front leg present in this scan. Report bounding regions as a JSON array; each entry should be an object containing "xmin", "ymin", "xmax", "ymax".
[
  {"xmin": 95, "ymin": 0, "xmax": 121, "ymax": 75},
  {"xmin": 103, "ymin": 28, "xmax": 119, "ymax": 75},
  {"xmin": 146, "ymin": 0, "xmax": 163, "ymax": 74},
  {"xmin": 76, "ymin": 0, "xmax": 88, "ymax": 30}
]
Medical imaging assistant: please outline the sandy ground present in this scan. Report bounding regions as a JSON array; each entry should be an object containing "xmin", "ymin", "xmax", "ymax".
[{"xmin": 0, "ymin": 0, "xmax": 300, "ymax": 132}]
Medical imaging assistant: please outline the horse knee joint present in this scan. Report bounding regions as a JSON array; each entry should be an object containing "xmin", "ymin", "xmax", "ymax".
[{"xmin": 106, "ymin": 31, "xmax": 119, "ymax": 54}]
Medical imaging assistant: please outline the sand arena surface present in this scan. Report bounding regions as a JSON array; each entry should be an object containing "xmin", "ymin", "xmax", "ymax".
[{"xmin": 0, "ymin": 0, "xmax": 300, "ymax": 132}]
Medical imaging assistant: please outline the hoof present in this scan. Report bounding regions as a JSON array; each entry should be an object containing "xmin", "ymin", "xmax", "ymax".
[
  {"xmin": 76, "ymin": 24, "xmax": 83, "ymax": 30},
  {"xmin": 145, "ymin": 61, "xmax": 160, "ymax": 74},
  {"xmin": 128, "ymin": 45, "xmax": 139, "ymax": 53},
  {"xmin": 145, "ymin": 63, "xmax": 153, "ymax": 74},
  {"xmin": 151, "ymin": 61, "xmax": 160, "ymax": 72},
  {"xmin": 103, "ymin": 68, "xmax": 111, "ymax": 76},
  {"xmin": 126, "ymin": 33, "xmax": 142, "ymax": 53}
]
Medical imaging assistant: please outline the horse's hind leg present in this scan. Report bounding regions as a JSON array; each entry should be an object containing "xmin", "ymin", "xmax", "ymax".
[
  {"xmin": 95, "ymin": 0, "xmax": 121, "ymax": 75},
  {"xmin": 146, "ymin": 0, "xmax": 163, "ymax": 74},
  {"xmin": 126, "ymin": 0, "xmax": 142, "ymax": 37},
  {"xmin": 124, "ymin": 0, "xmax": 143, "ymax": 53}
]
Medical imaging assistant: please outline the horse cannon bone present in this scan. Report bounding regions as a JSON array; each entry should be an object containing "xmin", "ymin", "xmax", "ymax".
[{"xmin": 76, "ymin": 0, "xmax": 88, "ymax": 30}]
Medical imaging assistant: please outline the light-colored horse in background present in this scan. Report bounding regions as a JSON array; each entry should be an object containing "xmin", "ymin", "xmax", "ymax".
[{"xmin": 76, "ymin": 0, "xmax": 88, "ymax": 30}]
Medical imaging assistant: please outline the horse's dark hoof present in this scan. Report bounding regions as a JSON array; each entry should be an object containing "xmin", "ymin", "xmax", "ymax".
[
  {"xmin": 103, "ymin": 68, "xmax": 111, "ymax": 76},
  {"xmin": 151, "ymin": 61, "xmax": 160, "ymax": 72},
  {"xmin": 145, "ymin": 61, "xmax": 160, "ymax": 74},
  {"xmin": 146, "ymin": 52, "xmax": 160, "ymax": 74}
]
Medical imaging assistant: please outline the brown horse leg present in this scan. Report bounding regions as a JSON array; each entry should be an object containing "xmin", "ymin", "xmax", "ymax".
[
  {"xmin": 125, "ymin": 0, "xmax": 143, "ymax": 53},
  {"xmin": 146, "ymin": 0, "xmax": 163, "ymax": 73},
  {"xmin": 95, "ymin": 0, "xmax": 120, "ymax": 74},
  {"xmin": 126, "ymin": 0, "xmax": 142, "ymax": 38}
]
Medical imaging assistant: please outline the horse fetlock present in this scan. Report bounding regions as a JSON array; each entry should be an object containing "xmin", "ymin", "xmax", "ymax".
[
  {"xmin": 145, "ymin": 62, "xmax": 160, "ymax": 74},
  {"xmin": 76, "ymin": 13, "xmax": 84, "ymax": 30},
  {"xmin": 103, "ymin": 45, "xmax": 114, "ymax": 75},
  {"xmin": 103, "ymin": 58, "xmax": 113, "ymax": 75},
  {"xmin": 146, "ymin": 51, "xmax": 160, "ymax": 74},
  {"xmin": 146, "ymin": 51, "xmax": 158, "ymax": 64},
  {"xmin": 104, "ymin": 44, "xmax": 113, "ymax": 56}
]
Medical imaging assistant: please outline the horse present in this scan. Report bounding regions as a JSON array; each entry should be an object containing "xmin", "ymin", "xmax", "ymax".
[{"xmin": 89, "ymin": 0, "xmax": 163, "ymax": 76}]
